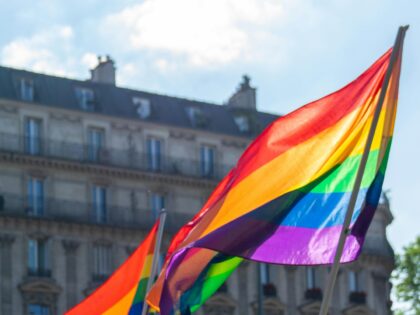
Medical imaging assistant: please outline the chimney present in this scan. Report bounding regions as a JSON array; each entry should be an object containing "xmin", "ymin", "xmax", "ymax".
[
  {"xmin": 90, "ymin": 55, "xmax": 116, "ymax": 85},
  {"xmin": 227, "ymin": 75, "xmax": 257, "ymax": 110}
]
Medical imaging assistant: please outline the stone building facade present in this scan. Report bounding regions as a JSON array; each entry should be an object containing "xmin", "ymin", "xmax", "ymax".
[{"xmin": 0, "ymin": 58, "xmax": 394, "ymax": 315}]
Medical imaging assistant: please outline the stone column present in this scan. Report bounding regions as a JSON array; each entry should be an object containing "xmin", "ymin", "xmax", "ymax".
[
  {"xmin": 62, "ymin": 240, "xmax": 80, "ymax": 311},
  {"xmin": 0, "ymin": 233, "xmax": 15, "ymax": 315},
  {"xmin": 285, "ymin": 266, "xmax": 297, "ymax": 315}
]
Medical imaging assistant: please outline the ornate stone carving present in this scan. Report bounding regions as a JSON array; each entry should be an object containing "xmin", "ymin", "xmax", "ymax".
[
  {"xmin": 62, "ymin": 239, "xmax": 80, "ymax": 253},
  {"xmin": 203, "ymin": 294, "xmax": 236, "ymax": 315},
  {"xmin": 19, "ymin": 278, "xmax": 61, "ymax": 315}
]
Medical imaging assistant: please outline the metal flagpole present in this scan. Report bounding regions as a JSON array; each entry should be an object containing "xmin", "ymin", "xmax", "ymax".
[
  {"xmin": 257, "ymin": 263, "xmax": 265, "ymax": 315},
  {"xmin": 142, "ymin": 209, "xmax": 167, "ymax": 315},
  {"xmin": 318, "ymin": 25, "xmax": 408, "ymax": 315}
]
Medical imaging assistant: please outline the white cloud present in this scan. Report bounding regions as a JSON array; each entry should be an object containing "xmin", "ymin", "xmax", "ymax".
[
  {"xmin": 103, "ymin": 0, "xmax": 285, "ymax": 68},
  {"xmin": 82, "ymin": 52, "xmax": 99, "ymax": 69},
  {"xmin": 0, "ymin": 25, "xmax": 95, "ymax": 78}
]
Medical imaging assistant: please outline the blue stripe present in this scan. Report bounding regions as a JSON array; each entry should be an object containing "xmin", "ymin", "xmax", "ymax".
[{"xmin": 280, "ymin": 189, "xmax": 367, "ymax": 228}]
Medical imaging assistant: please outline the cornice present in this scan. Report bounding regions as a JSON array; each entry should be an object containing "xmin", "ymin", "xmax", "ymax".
[{"xmin": 0, "ymin": 151, "xmax": 218, "ymax": 189}]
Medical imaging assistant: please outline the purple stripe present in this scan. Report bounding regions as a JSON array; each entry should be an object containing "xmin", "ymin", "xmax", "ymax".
[{"xmin": 247, "ymin": 225, "xmax": 363, "ymax": 265}]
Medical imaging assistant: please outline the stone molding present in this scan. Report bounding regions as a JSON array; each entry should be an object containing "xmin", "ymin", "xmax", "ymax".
[{"xmin": 0, "ymin": 152, "xmax": 217, "ymax": 189}]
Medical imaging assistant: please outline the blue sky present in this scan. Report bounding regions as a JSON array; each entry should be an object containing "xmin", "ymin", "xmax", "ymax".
[{"xmin": 0, "ymin": 0, "xmax": 418, "ymax": 254}]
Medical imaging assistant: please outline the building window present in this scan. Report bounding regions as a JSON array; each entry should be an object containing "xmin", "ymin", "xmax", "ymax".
[
  {"xmin": 133, "ymin": 97, "xmax": 151, "ymax": 119},
  {"xmin": 234, "ymin": 115, "xmax": 250, "ymax": 133},
  {"xmin": 28, "ymin": 239, "xmax": 50, "ymax": 277},
  {"xmin": 87, "ymin": 128, "xmax": 104, "ymax": 162},
  {"xmin": 348, "ymin": 270, "xmax": 358, "ymax": 292},
  {"xmin": 260, "ymin": 263, "xmax": 270, "ymax": 284},
  {"xmin": 151, "ymin": 193, "xmax": 165, "ymax": 219},
  {"xmin": 27, "ymin": 177, "xmax": 44, "ymax": 216},
  {"xmin": 28, "ymin": 304, "xmax": 50, "ymax": 315},
  {"xmin": 186, "ymin": 107, "xmax": 207, "ymax": 127},
  {"xmin": 93, "ymin": 244, "xmax": 112, "ymax": 281},
  {"xmin": 147, "ymin": 138, "xmax": 162, "ymax": 171},
  {"xmin": 24, "ymin": 118, "xmax": 42, "ymax": 155},
  {"xmin": 92, "ymin": 185, "xmax": 107, "ymax": 223},
  {"xmin": 75, "ymin": 87, "xmax": 95, "ymax": 111},
  {"xmin": 306, "ymin": 267, "xmax": 316, "ymax": 289},
  {"xmin": 200, "ymin": 145, "xmax": 215, "ymax": 178},
  {"xmin": 20, "ymin": 78, "xmax": 34, "ymax": 102}
]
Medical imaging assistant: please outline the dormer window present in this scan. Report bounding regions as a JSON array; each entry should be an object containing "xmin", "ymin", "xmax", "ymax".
[
  {"xmin": 234, "ymin": 115, "xmax": 250, "ymax": 132},
  {"xmin": 186, "ymin": 107, "xmax": 207, "ymax": 127},
  {"xmin": 75, "ymin": 87, "xmax": 95, "ymax": 111},
  {"xmin": 20, "ymin": 78, "xmax": 34, "ymax": 101},
  {"xmin": 133, "ymin": 97, "xmax": 151, "ymax": 119}
]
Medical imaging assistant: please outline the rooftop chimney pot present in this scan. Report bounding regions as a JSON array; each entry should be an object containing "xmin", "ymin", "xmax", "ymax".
[{"xmin": 90, "ymin": 54, "xmax": 116, "ymax": 85}]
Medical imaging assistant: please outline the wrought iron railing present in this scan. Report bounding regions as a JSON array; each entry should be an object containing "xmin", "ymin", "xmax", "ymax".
[
  {"xmin": 28, "ymin": 268, "xmax": 52, "ymax": 278},
  {"xmin": 0, "ymin": 193, "xmax": 192, "ymax": 233},
  {"xmin": 0, "ymin": 132, "xmax": 234, "ymax": 180}
]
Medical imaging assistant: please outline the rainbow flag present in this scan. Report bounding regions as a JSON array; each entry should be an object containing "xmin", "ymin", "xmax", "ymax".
[
  {"xmin": 66, "ymin": 222, "xmax": 159, "ymax": 315},
  {"xmin": 147, "ymin": 42, "xmax": 404, "ymax": 314}
]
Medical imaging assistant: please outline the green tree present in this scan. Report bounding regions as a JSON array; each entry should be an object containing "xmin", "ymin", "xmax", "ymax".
[{"xmin": 393, "ymin": 236, "xmax": 420, "ymax": 315}]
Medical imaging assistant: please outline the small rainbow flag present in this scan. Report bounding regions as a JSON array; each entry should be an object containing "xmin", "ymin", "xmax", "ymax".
[
  {"xmin": 66, "ymin": 222, "xmax": 159, "ymax": 315},
  {"xmin": 147, "ymin": 39, "xmax": 404, "ymax": 314}
]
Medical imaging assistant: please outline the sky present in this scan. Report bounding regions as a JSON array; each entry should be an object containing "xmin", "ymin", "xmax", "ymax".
[{"xmin": 0, "ymin": 0, "xmax": 418, "ymax": 254}]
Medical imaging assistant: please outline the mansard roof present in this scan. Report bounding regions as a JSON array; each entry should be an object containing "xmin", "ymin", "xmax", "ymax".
[{"xmin": 0, "ymin": 65, "xmax": 279, "ymax": 138}]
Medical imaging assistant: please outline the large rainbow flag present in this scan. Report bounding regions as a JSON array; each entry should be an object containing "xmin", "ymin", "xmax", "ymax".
[
  {"xmin": 147, "ymin": 40, "xmax": 404, "ymax": 314},
  {"xmin": 66, "ymin": 221, "xmax": 159, "ymax": 315}
]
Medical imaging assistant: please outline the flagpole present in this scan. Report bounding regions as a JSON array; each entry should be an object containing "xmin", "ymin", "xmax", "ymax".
[
  {"xmin": 142, "ymin": 209, "xmax": 167, "ymax": 315},
  {"xmin": 318, "ymin": 25, "xmax": 408, "ymax": 315}
]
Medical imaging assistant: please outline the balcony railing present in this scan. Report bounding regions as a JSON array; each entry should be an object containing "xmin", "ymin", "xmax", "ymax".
[
  {"xmin": 305, "ymin": 288, "xmax": 323, "ymax": 301},
  {"xmin": 0, "ymin": 193, "xmax": 192, "ymax": 233},
  {"xmin": 349, "ymin": 291, "xmax": 367, "ymax": 304},
  {"xmin": 28, "ymin": 268, "xmax": 52, "ymax": 278},
  {"xmin": 0, "ymin": 133, "xmax": 234, "ymax": 181}
]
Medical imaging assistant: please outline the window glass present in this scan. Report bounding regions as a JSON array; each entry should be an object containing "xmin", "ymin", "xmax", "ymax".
[
  {"xmin": 260, "ymin": 263, "xmax": 270, "ymax": 284},
  {"xmin": 306, "ymin": 267, "xmax": 316, "ymax": 289},
  {"xmin": 27, "ymin": 177, "xmax": 44, "ymax": 216},
  {"xmin": 147, "ymin": 138, "xmax": 162, "ymax": 171},
  {"xmin": 28, "ymin": 239, "xmax": 49, "ymax": 276},
  {"xmin": 20, "ymin": 78, "xmax": 34, "ymax": 102},
  {"xmin": 75, "ymin": 87, "xmax": 94, "ymax": 111},
  {"xmin": 25, "ymin": 118, "xmax": 41, "ymax": 155},
  {"xmin": 200, "ymin": 145, "xmax": 215, "ymax": 178},
  {"xmin": 88, "ymin": 128, "xmax": 104, "ymax": 162},
  {"xmin": 93, "ymin": 244, "xmax": 111, "ymax": 280},
  {"xmin": 348, "ymin": 270, "xmax": 358, "ymax": 292},
  {"xmin": 92, "ymin": 186, "xmax": 107, "ymax": 223},
  {"xmin": 28, "ymin": 304, "xmax": 50, "ymax": 315}
]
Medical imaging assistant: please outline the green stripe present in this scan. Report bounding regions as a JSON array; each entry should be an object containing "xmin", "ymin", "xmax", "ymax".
[
  {"xmin": 180, "ymin": 255, "xmax": 242, "ymax": 313},
  {"xmin": 132, "ymin": 277, "xmax": 149, "ymax": 304},
  {"xmin": 302, "ymin": 142, "xmax": 392, "ymax": 194}
]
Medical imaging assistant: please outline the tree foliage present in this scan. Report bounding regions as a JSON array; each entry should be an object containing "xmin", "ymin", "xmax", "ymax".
[{"xmin": 394, "ymin": 235, "xmax": 420, "ymax": 315}]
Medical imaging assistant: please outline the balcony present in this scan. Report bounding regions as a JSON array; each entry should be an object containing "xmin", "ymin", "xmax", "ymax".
[
  {"xmin": 0, "ymin": 132, "xmax": 233, "ymax": 181},
  {"xmin": 305, "ymin": 288, "xmax": 323, "ymax": 301},
  {"xmin": 263, "ymin": 283, "xmax": 277, "ymax": 297},
  {"xmin": 0, "ymin": 193, "xmax": 192, "ymax": 233},
  {"xmin": 349, "ymin": 291, "xmax": 366, "ymax": 304},
  {"xmin": 28, "ymin": 268, "xmax": 52, "ymax": 278}
]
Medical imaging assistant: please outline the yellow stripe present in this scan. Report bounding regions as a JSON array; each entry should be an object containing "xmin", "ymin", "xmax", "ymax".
[
  {"xmin": 139, "ymin": 254, "xmax": 154, "ymax": 279},
  {"xmin": 102, "ymin": 286, "xmax": 138, "ymax": 315},
  {"xmin": 200, "ymin": 92, "xmax": 390, "ymax": 237},
  {"xmin": 102, "ymin": 254, "xmax": 154, "ymax": 314}
]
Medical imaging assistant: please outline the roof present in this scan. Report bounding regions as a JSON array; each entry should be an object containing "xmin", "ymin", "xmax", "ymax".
[{"xmin": 0, "ymin": 65, "xmax": 279, "ymax": 138}]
